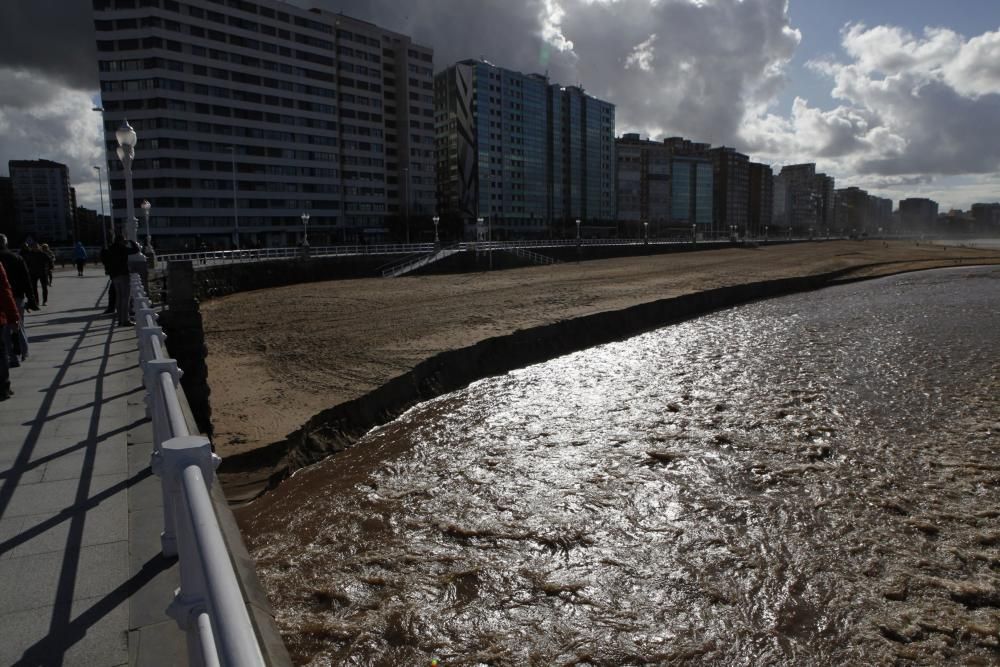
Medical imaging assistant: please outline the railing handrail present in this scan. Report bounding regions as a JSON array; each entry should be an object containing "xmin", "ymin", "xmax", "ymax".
[
  {"xmin": 157, "ymin": 242, "xmax": 435, "ymax": 266},
  {"xmin": 130, "ymin": 273, "xmax": 267, "ymax": 667},
  {"xmin": 153, "ymin": 235, "xmax": 878, "ymax": 272}
]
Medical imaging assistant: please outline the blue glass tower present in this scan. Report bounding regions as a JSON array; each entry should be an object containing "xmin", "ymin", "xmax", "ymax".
[{"xmin": 436, "ymin": 60, "xmax": 615, "ymax": 239}]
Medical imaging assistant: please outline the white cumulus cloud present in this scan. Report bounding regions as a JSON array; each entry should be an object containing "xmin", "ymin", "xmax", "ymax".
[
  {"xmin": 741, "ymin": 21, "xmax": 1000, "ymax": 205},
  {"xmin": 0, "ymin": 67, "xmax": 106, "ymax": 210}
]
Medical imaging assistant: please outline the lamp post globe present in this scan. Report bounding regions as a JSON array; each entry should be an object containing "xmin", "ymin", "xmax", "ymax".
[{"xmin": 140, "ymin": 200, "xmax": 154, "ymax": 263}]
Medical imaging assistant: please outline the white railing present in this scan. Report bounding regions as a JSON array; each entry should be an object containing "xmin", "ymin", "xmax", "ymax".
[
  {"xmin": 380, "ymin": 244, "xmax": 465, "ymax": 277},
  {"xmin": 503, "ymin": 245, "xmax": 560, "ymax": 266},
  {"xmin": 130, "ymin": 274, "xmax": 266, "ymax": 667},
  {"xmin": 155, "ymin": 235, "xmax": 862, "ymax": 273},
  {"xmin": 157, "ymin": 243, "xmax": 435, "ymax": 266}
]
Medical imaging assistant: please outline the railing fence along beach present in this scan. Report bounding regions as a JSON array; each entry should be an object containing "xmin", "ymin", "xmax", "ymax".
[{"xmin": 131, "ymin": 274, "xmax": 267, "ymax": 667}]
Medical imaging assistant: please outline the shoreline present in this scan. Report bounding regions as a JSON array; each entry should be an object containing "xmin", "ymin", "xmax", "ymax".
[{"xmin": 201, "ymin": 241, "xmax": 1000, "ymax": 500}]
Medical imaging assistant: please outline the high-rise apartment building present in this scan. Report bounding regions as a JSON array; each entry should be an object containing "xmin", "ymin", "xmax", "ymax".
[
  {"xmin": 8, "ymin": 160, "xmax": 76, "ymax": 243},
  {"xmin": 814, "ymin": 173, "xmax": 835, "ymax": 231},
  {"xmin": 661, "ymin": 137, "xmax": 710, "ymax": 157},
  {"xmin": 707, "ymin": 147, "xmax": 749, "ymax": 235},
  {"xmin": 435, "ymin": 60, "xmax": 615, "ymax": 239},
  {"xmin": 870, "ymin": 196, "xmax": 893, "ymax": 232},
  {"xmin": 777, "ymin": 163, "xmax": 828, "ymax": 232},
  {"xmin": 93, "ymin": 0, "xmax": 434, "ymax": 248},
  {"xmin": 747, "ymin": 162, "xmax": 773, "ymax": 237},
  {"xmin": 615, "ymin": 133, "xmax": 671, "ymax": 237},
  {"xmin": 834, "ymin": 186, "xmax": 870, "ymax": 235},
  {"xmin": 971, "ymin": 202, "xmax": 1000, "ymax": 233},
  {"xmin": 899, "ymin": 198, "xmax": 939, "ymax": 232},
  {"xmin": 0, "ymin": 177, "xmax": 16, "ymax": 239},
  {"xmin": 670, "ymin": 157, "xmax": 713, "ymax": 229}
]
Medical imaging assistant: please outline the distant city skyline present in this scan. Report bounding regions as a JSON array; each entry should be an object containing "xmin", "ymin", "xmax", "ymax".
[{"xmin": 0, "ymin": 0, "xmax": 997, "ymax": 213}]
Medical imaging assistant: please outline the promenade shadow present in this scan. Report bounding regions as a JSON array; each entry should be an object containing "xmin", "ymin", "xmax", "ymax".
[
  {"xmin": 0, "ymin": 309, "xmax": 133, "ymax": 665},
  {"xmin": 36, "ymin": 314, "xmax": 109, "ymax": 327},
  {"xmin": 12, "ymin": 554, "xmax": 171, "ymax": 667}
]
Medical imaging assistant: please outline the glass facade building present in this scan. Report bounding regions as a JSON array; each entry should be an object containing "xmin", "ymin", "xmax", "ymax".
[
  {"xmin": 436, "ymin": 60, "xmax": 615, "ymax": 239},
  {"xmin": 670, "ymin": 157, "xmax": 713, "ymax": 227}
]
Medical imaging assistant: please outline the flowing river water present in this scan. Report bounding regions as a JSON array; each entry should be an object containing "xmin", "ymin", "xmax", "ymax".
[{"xmin": 240, "ymin": 266, "xmax": 1000, "ymax": 666}]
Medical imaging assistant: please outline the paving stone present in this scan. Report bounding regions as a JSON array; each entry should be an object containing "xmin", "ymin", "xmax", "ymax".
[
  {"xmin": 0, "ymin": 540, "xmax": 128, "ymax": 615},
  {"xmin": 0, "ymin": 593, "xmax": 129, "ymax": 667},
  {"xmin": 42, "ymin": 441, "xmax": 129, "ymax": 482},
  {"xmin": 1, "ymin": 495, "xmax": 127, "ymax": 560},
  {"xmin": 2, "ymin": 466, "xmax": 127, "ymax": 520}
]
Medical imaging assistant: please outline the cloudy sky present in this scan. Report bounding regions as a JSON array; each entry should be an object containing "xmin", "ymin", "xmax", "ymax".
[{"xmin": 0, "ymin": 0, "xmax": 998, "ymax": 211}]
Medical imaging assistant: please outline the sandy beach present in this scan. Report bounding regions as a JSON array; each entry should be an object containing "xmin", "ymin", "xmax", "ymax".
[{"xmin": 201, "ymin": 240, "xmax": 1000, "ymax": 494}]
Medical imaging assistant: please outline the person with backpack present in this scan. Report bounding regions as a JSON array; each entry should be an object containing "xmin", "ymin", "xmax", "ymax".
[{"xmin": 73, "ymin": 241, "xmax": 88, "ymax": 277}]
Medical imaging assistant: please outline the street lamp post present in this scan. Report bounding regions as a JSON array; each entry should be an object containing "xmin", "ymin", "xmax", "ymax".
[
  {"xmin": 432, "ymin": 215, "xmax": 440, "ymax": 245},
  {"xmin": 115, "ymin": 120, "xmax": 138, "ymax": 244},
  {"xmin": 643, "ymin": 221, "xmax": 648, "ymax": 244},
  {"xmin": 575, "ymin": 218, "xmax": 581, "ymax": 263},
  {"xmin": 300, "ymin": 212, "xmax": 310, "ymax": 258},
  {"xmin": 140, "ymin": 200, "xmax": 152, "ymax": 247},
  {"xmin": 140, "ymin": 199, "xmax": 155, "ymax": 265},
  {"xmin": 691, "ymin": 223, "xmax": 697, "ymax": 244},
  {"xmin": 764, "ymin": 225, "xmax": 769, "ymax": 242},
  {"xmin": 93, "ymin": 166, "xmax": 108, "ymax": 248},
  {"xmin": 115, "ymin": 120, "xmax": 147, "ymax": 278},
  {"xmin": 403, "ymin": 167, "xmax": 410, "ymax": 244},
  {"xmin": 229, "ymin": 146, "xmax": 239, "ymax": 249}
]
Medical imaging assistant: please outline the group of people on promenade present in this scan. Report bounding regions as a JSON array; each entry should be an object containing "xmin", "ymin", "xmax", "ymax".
[{"xmin": 0, "ymin": 232, "xmax": 142, "ymax": 401}]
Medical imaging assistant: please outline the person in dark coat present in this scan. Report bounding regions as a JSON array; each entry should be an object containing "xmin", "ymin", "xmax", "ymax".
[
  {"xmin": 41, "ymin": 243, "xmax": 55, "ymax": 286},
  {"xmin": 73, "ymin": 242, "xmax": 88, "ymax": 277},
  {"xmin": 0, "ymin": 234, "xmax": 33, "ymax": 364},
  {"xmin": 107, "ymin": 238, "xmax": 139, "ymax": 326},
  {"xmin": 0, "ymin": 261, "xmax": 19, "ymax": 399},
  {"xmin": 22, "ymin": 239, "xmax": 51, "ymax": 306}
]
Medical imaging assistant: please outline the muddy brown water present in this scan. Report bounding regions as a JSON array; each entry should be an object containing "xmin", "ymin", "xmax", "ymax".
[{"xmin": 240, "ymin": 266, "xmax": 1000, "ymax": 666}]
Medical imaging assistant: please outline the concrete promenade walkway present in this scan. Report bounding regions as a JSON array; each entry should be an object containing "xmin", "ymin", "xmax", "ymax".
[{"xmin": 0, "ymin": 270, "xmax": 184, "ymax": 665}]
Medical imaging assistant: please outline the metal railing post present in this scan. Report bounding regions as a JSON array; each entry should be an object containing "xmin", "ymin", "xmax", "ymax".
[
  {"xmin": 137, "ymin": 325, "xmax": 165, "ymax": 365},
  {"xmin": 143, "ymin": 358, "xmax": 183, "ymax": 557},
  {"xmin": 163, "ymin": 435, "xmax": 220, "ymax": 667}
]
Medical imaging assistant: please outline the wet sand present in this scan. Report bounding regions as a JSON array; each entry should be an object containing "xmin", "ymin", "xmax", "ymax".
[{"xmin": 201, "ymin": 240, "xmax": 1000, "ymax": 495}]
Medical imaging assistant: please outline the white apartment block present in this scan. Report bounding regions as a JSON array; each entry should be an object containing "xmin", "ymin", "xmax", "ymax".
[{"xmin": 93, "ymin": 0, "xmax": 434, "ymax": 248}]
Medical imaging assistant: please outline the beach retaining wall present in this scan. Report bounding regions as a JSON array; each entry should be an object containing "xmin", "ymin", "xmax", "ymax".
[
  {"xmin": 175, "ymin": 241, "xmax": 783, "ymax": 300},
  {"xmin": 277, "ymin": 267, "xmax": 856, "ymax": 475}
]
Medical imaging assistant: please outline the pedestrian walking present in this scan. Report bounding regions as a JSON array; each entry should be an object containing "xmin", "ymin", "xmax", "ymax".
[
  {"xmin": 0, "ymin": 234, "xmax": 33, "ymax": 365},
  {"xmin": 73, "ymin": 241, "xmax": 88, "ymax": 277},
  {"xmin": 40, "ymin": 243, "xmax": 55, "ymax": 286},
  {"xmin": 22, "ymin": 239, "xmax": 51, "ymax": 306},
  {"xmin": 0, "ymin": 261, "xmax": 19, "ymax": 400},
  {"xmin": 107, "ymin": 238, "xmax": 138, "ymax": 326}
]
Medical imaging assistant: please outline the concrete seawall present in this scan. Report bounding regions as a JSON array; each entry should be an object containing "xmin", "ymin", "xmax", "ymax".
[{"xmin": 278, "ymin": 266, "xmax": 867, "ymax": 476}]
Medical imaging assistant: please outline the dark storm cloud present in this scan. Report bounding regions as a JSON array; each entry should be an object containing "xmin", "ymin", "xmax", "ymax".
[
  {"xmin": 310, "ymin": 0, "xmax": 574, "ymax": 78},
  {"xmin": 0, "ymin": 0, "xmax": 98, "ymax": 90}
]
